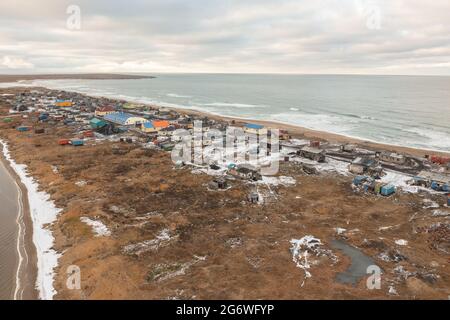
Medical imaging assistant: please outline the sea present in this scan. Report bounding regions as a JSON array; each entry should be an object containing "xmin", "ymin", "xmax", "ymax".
[
  {"xmin": 0, "ymin": 159, "xmax": 20, "ymax": 299},
  {"xmin": 11, "ymin": 74, "xmax": 450, "ymax": 152}
]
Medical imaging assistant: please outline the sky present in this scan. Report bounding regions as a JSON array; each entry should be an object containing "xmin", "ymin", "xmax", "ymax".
[{"xmin": 0, "ymin": 0, "xmax": 449, "ymax": 75}]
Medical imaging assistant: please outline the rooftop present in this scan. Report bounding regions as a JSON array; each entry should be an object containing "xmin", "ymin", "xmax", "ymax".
[
  {"xmin": 244, "ymin": 123, "xmax": 264, "ymax": 130},
  {"xmin": 104, "ymin": 112, "xmax": 135, "ymax": 125}
]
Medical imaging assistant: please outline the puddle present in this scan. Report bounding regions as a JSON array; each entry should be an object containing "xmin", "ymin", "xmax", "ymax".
[{"xmin": 331, "ymin": 240, "xmax": 376, "ymax": 286}]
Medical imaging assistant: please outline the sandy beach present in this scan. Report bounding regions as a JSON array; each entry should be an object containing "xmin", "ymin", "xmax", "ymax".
[
  {"xmin": 168, "ymin": 107, "xmax": 450, "ymax": 159},
  {"xmin": 0, "ymin": 143, "xmax": 38, "ymax": 300}
]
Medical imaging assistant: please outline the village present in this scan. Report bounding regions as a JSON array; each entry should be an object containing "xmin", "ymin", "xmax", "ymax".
[
  {"xmin": 3, "ymin": 88, "xmax": 450, "ymax": 203},
  {"xmin": 0, "ymin": 86, "xmax": 449, "ymax": 300}
]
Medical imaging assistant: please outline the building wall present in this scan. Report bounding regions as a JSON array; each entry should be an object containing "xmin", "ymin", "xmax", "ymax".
[
  {"xmin": 141, "ymin": 126, "xmax": 157, "ymax": 133},
  {"xmin": 244, "ymin": 128, "xmax": 267, "ymax": 135},
  {"xmin": 95, "ymin": 110, "xmax": 115, "ymax": 116},
  {"xmin": 125, "ymin": 117, "xmax": 148, "ymax": 125}
]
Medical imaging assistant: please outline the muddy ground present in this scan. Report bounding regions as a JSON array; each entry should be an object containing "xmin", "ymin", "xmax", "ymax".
[{"xmin": 1, "ymin": 87, "xmax": 449, "ymax": 300}]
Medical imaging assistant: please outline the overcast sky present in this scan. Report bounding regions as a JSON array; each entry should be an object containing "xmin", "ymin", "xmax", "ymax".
[{"xmin": 0, "ymin": 0, "xmax": 449, "ymax": 75}]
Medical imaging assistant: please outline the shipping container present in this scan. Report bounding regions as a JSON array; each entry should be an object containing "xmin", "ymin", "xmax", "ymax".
[
  {"xmin": 58, "ymin": 139, "xmax": 70, "ymax": 145},
  {"xmin": 83, "ymin": 130, "xmax": 94, "ymax": 138},
  {"xmin": 353, "ymin": 175, "xmax": 368, "ymax": 186},
  {"xmin": 70, "ymin": 139, "xmax": 84, "ymax": 146},
  {"xmin": 381, "ymin": 184, "xmax": 396, "ymax": 196}
]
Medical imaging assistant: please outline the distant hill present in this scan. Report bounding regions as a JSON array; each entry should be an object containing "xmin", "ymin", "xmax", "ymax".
[{"xmin": 0, "ymin": 73, "xmax": 154, "ymax": 83}]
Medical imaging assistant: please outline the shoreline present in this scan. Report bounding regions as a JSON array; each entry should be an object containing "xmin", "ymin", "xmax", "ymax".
[
  {"xmin": 0, "ymin": 78, "xmax": 449, "ymax": 157},
  {"xmin": 9, "ymin": 82, "xmax": 449, "ymax": 157},
  {"xmin": 0, "ymin": 142, "xmax": 38, "ymax": 300},
  {"xmin": 0, "ymin": 140, "xmax": 59, "ymax": 300},
  {"xmin": 167, "ymin": 106, "xmax": 450, "ymax": 158}
]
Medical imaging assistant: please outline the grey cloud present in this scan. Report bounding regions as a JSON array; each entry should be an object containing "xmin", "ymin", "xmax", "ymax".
[{"xmin": 0, "ymin": 0, "xmax": 449, "ymax": 74}]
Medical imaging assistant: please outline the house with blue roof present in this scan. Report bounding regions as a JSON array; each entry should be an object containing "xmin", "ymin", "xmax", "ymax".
[
  {"xmin": 104, "ymin": 112, "xmax": 148, "ymax": 126},
  {"xmin": 244, "ymin": 123, "xmax": 265, "ymax": 135},
  {"xmin": 141, "ymin": 121, "xmax": 157, "ymax": 133}
]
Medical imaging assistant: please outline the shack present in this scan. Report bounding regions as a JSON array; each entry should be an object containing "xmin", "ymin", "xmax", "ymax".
[
  {"xmin": 229, "ymin": 165, "xmax": 262, "ymax": 181},
  {"xmin": 340, "ymin": 144, "xmax": 356, "ymax": 152},
  {"xmin": 297, "ymin": 146, "xmax": 325, "ymax": 162},
  {"xmin": 416, "ymin": 171, "xmax": 450, "ymax": 191},
  {"xmin": 348, "ymin": 157, "xmax": 377, "ymax": 175},
  {"xmin": 380, "ymin": 184, "xmax": 396, "ymax": 196},
  {"xmin": 70, "ymin": 139, "xmax": 84, "ymax": 146},
  {"xmin": 208, "ymin": 178, "xmax": 228, "ymax": 190},
  {"xmin": 378, "ymin": 152, "xmax": 406, "ymax": 165}
]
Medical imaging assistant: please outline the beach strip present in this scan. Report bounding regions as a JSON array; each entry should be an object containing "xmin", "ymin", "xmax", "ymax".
[{"xmin": 0, "ymin": 140, "xmax": 60, "ymax": 300}]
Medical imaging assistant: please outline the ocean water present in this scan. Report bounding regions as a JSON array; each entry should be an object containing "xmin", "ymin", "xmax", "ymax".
[
  {"xmin": 27, "ymin": 74, "xmax": 450, "ymax": 152},
  {"xmin": 0, "ymin": 159, "xmax": 20, "ymax": 299}
]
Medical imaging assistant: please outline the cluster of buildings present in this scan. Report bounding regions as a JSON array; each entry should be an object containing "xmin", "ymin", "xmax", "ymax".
[{"xmin": 5, "ymin": 89, "xmax": 450, "ymax": 199}]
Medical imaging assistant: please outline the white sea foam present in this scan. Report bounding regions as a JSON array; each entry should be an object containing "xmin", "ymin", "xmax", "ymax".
[
  {"xmin": 202, "ymin": 102, "xmax": 266, "ymax": 108},
  {"xmin": 403, "ymin": 127, "xmax": 450, "ymax": 150},
  {"xmin": 167, "ymin": 93, "xmax": 192, "ymax": 98},
  {"xmin": 0, "ymin": 140, "xmax": 61, "ymax": 300},
  {"xmin": 270, "ymin": 112, "xmax": 357, "ymax": 134},
  {"xmin": 24, "ymin": 77, "xmax": 450, "ymax": 153}
]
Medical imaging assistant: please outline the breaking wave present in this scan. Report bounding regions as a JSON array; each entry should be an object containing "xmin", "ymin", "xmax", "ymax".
[{"xmin": 202, "ymin": 102, "xmax": 266, "ymax": 108}]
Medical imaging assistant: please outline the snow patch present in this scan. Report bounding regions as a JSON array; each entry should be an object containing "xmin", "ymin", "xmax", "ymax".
[
  {"xmin": 395, "ymin": 239, "xmax": 408, "ymax": 246},
  {"xmin": 290, "ymin": 235, "xmax": 337, "ymax": 287},
  {"xmin": 80, "ymin": 217, "xmax": 111, "ymax": 237},
  {"xmin": 258, "ymin": 175, "xmax": 296, "ymax": 186}
]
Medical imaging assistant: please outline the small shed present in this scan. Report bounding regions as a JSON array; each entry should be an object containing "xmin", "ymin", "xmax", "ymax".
[
  {"xmin": 298, "ymin": 146, "xmax": 325, "ymax": 162},
  {"xmin": 58, "ymin": 139, "xmax": 70, "ymax": 145},
  {"xmin": 248, "ymin": 192, "xmax": 259, "ymax": 203},
  {"xmin": 353, "ymin": 175, "xmax": 368, "ymax": 186},
  {"xmin": 380, "ymin": 184, "xmax": 395, "ymax": 196},
  {"xmin": 70, "ymin": 139, "xmax": 84, "ymax": 146}
]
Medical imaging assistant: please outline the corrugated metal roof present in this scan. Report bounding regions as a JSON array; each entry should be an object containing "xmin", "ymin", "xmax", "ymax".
[
  {"xmin": 90, "ymin": 118, "xmax": 105, "ymax": 124},
  {"xmin": 104, "ymin": 112, "xmax": 134, "ymax": 125}
]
